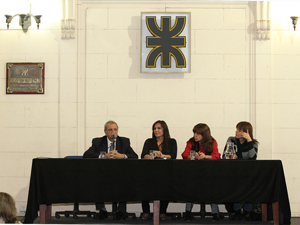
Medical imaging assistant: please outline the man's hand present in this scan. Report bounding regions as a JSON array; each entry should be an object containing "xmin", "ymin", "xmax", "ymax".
[{"xmin": 107, "ymin": 150, "xmax": 125, "ymax": 159}]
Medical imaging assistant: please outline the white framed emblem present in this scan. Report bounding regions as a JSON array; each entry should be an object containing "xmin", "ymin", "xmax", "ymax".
[{"xmin": 141, "ymin": 12, "xmax": 191, "ymax": 73}]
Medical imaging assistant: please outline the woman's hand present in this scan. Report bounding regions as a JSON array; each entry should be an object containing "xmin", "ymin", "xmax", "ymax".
[
  {"xmin": 198, "ymin": 152, "xmax": 206, "ymax": 160},
  {"xmin": 153, "ymin": 151, "xmax": 162, "ymax": 158},
  {"xmin": 241, "ymin": 130, "xmax": 252, "ymax": 142},
  {"xmin": 194, "ymin": 152, "xmax": 201, "ymax": 160}
]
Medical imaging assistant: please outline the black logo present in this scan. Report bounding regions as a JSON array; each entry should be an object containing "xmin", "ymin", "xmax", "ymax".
[{"xmin": 146, "ymin": 16, "xmax": 186, "ymax": 68}]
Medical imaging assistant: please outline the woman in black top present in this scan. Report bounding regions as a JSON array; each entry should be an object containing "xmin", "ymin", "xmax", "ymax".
[
  {"xmin": 223, "ymin": 121, "xmax": 259, "ymax": 220},
  {"xmin": 140, "ymin": 120, "xmax": 177, "ymax": 220}
]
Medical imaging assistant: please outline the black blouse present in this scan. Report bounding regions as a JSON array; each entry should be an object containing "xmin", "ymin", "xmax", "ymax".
[{"xmin": 141, "ymin": 138, "xmax": 177, "ymax": 159}]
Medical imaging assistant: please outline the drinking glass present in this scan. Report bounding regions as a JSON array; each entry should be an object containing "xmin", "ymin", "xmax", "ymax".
[
  {"xmin": 190, "ymin": 150, "xmax": 195, "ymax": 160},
  {"xmin": 100, "ymin": 151, "xmax": 106, "ymax": 159},
  {"xmin": 149, "ymin": 150, "xmax": 155, "ymax": 160}
]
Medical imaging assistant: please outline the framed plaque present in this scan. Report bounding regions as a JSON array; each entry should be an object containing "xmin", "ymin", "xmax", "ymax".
[
  {"xmin": 141, "ymin": 12, "xmax": 191, "ymax": 73},
  {"xmin": 6, "ymin": 62, "xmax": 45, "ymax": 94}
]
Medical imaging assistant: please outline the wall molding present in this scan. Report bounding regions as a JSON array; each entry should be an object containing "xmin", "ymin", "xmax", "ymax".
[
  {"xmin": 79, "ymin": 0, "xmax": 250, "ymax": 3},
  {"xmin": 248, "ymin": 2, "xmax": 257, "ymax": 131},
  {"xmin": 61, "ymin": 0, "xmax": 76, "ymax": 39},
  {"xmin": 256, "ymin": 1, "xmax": 271, "ymax": 40}
]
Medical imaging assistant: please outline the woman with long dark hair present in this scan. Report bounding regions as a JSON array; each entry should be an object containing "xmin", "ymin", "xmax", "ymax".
[
  {"xmin": 181, "ymin": 123, "xmax": 222, "ymax": 221},
  {"xmin": 182, "ymin": 123, "xmax": 220, "ymax": 160},
  {"xmin": 141, "ymin": 120, "xmax": 177, "ymax": 160},
  {"xmin": 140, "ymin": 120, "xmax": 177, "ymax": 220},
  {"xmin": 222, "ymin": 121, "xmax": 259, "ymax": 220}
]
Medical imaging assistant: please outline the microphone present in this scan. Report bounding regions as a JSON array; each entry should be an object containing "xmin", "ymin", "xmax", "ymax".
[{"xmin": 111, "ymin": 133, "xmax": 115, "ymax": 141}]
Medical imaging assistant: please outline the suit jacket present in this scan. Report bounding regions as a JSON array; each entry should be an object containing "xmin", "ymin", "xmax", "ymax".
[{"xmin": 83, "ymin": 135, "xmax": 138, "ymax": 159}]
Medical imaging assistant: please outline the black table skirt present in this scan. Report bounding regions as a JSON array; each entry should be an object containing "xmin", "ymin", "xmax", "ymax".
[{"xmin": 24, "ymin": 159, "xmax": 291, "ymax": 224}]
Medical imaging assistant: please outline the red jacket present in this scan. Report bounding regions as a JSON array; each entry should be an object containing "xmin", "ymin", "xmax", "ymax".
[{"xmin": 181, "ymin": 139, "xmax": 220, "ymax": 160}]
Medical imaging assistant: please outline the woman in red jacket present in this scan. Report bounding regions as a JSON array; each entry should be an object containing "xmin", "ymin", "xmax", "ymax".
[
  {"xmin": 182, "ymin": 123, "xmax": 220, "ymax": 160},
  {"xmin": 181, "ymin": 123, "xmax": 222, "ymax": 221}
]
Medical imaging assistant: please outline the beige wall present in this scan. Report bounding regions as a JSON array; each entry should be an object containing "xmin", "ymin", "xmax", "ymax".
[{"xmin": 0, "ymin": 0, "xmax": 299, "ymax": 217}]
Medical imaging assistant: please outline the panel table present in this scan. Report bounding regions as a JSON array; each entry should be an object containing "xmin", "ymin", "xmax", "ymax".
[{"xmin": 24, "ymin": 159, "xmax": 291, "ymax": 225}]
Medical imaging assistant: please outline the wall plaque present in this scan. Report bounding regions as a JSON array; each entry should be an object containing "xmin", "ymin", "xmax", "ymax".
[{"xmin": 6, "ymin": 62, "xmax": 45, "ymax": 94}]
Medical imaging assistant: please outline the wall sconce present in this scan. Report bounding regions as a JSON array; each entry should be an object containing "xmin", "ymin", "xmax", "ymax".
[
  {"xmin": 4, "ymin": 2, "xmax": 42, "ymax": 33},
  {"xmin": 290, "ymin": 16, "xmax": 299, "ymax": 31}
]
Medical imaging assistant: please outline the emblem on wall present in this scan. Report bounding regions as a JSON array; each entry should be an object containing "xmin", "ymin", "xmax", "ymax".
[{"xmin": 141, "ymin": 12, "xmax": 191, "ymax": 73}]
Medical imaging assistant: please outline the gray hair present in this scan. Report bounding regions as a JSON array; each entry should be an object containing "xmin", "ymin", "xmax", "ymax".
[{"xmin": 104, "ymin": 120, "xmax": 118, "ymax": 131}]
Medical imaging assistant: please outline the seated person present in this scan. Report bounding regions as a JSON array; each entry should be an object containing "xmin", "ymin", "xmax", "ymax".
[
  {"xmin": 222, "ymin": 121, "xmax": 259, "ymax": 220},
  {"xmin": 182, "ymin": 123, "xmax": 223, "ymax": 221},
  {"xmin": 0, "ymin": 192, "xmax": 21, "ymax": 224},
  {"xmin": 140, "ymin": 120, "xmax": 177, "ymax": 221},
  {"xmin": 83, "ymin": 120, "xmax": 138, "ymax": 220}
]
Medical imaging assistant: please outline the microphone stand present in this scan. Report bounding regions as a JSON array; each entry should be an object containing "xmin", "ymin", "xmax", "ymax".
[
  {"xmin": 111, "ymin": 134, "xmax": 116, "ymax": 151},
  {"xmin": 112, "ymin": 138, "xmax": 116, "ymax": 150}
]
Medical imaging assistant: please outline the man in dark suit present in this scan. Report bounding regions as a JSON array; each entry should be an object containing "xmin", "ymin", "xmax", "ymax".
[{"xmin": 83, "ymin": 120, "xmax": 138, "ymax": 220}]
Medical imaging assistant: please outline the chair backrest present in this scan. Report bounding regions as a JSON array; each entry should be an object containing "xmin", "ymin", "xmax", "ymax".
[{"xmin": 65, "ymin": 156, "xmax": 83, "ymax": 159}]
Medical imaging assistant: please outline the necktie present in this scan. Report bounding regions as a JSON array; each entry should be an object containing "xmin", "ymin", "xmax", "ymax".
[{"xmin": 109, "ymin": 142, "xmax": 114, "ymax": 151}]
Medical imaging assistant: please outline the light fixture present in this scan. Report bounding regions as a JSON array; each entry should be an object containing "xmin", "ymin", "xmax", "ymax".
[
  {"xmin": 4, "ymin": 2, "xmax": 42, "ymax": 33},
  {"xmin": 290, "ymin": 16, "xmax": 299, "ymax": 31}
]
